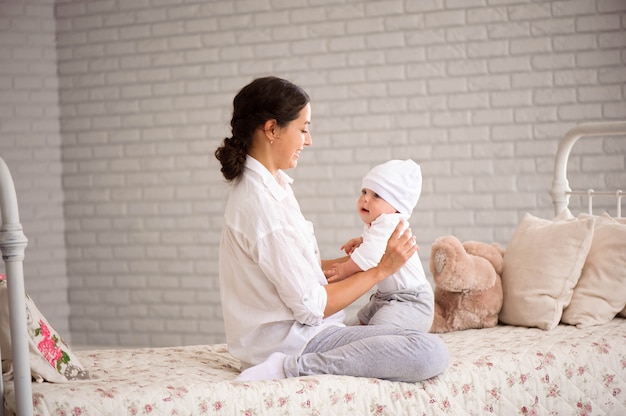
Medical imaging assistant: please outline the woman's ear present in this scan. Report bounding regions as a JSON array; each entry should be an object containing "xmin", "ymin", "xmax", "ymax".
[{"xmin": 263, "ymin": 119, "xmax": 278, "ymax": 140}]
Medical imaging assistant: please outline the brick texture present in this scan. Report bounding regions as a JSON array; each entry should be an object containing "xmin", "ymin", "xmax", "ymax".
[
  {"xmin": 0, "ymin": 0, "xmax": 71, "ymax": 338},
  {"xmin": 0, "ymin": 0, "xmax": 624, "ymax": 348}
]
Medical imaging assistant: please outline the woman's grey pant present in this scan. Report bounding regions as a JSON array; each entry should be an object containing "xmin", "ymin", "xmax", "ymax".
[{"xmin": 283, "ymin": 325, "xmax": 449, "ymax": 383}]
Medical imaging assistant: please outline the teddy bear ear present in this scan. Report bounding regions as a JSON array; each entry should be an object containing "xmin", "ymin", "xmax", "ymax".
[
  {"xmin": 462, "ymin": 241, "xmax": 504, "ymax": 275},
  {"xmin": 492, "ymin": 243, "xmax": 505, "ymax": 257},
  {"xmin": 431, "ymin": 235, "xmax": 464, "ymax": 256},
  {"xmin": 429, "ymin": 235, "xmax": 465, "ymax": 278},
  {"xmin": 431, "ymin": 248, "xmax": 447, "ymax": 276}
]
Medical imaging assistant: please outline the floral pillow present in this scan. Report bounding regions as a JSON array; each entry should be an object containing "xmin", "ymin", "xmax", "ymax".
[{"xmin": 0, "ymin": 274, "xmax": 89, "ymax": 382}]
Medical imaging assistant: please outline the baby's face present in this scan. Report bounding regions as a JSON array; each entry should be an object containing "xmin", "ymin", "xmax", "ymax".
[{"xmin": 357, "ymin": 188, "xmax": 397, "ymax": 225}]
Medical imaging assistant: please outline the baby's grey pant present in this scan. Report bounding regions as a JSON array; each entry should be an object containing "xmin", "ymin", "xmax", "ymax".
[
  {"xmin": 283, "ymin": 325, "xmax": 449, "ymax": 383},
  {"xmin": 356, "ymin": 288, "xmax": 435, "ymax": 332}
]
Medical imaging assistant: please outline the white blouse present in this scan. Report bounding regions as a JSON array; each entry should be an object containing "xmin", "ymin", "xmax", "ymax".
[{"xmin": 218, "ymin": 156, "xmax": 345, "ymax": 369}]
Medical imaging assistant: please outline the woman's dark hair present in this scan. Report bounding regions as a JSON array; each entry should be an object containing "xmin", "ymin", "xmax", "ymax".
[{"xmin": 215, "ymin": 76, "xmax": 310, "ymax": 182}]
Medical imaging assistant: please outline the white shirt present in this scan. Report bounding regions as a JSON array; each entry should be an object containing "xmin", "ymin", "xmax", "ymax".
[
  {"xmin": 218, "ymin": 156, "xmax": 345, "ymax": 368},
  {"xmin": 351, "ymin": 213, "xmax": 430, "ymax": 294}
]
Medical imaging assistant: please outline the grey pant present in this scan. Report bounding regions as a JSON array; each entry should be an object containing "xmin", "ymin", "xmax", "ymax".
[
  {"xmin": 283, "ymin": 325, "xmax": 449, "ymax": 383},
  {"xmin": 356, "ymin": 288, "xmax": 435, "ymax": 332}
]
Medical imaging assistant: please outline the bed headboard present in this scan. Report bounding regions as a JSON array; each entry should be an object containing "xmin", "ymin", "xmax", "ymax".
[
  {"xmin": 0, "ymin": 157, "xmax": 32, "ymax": 415},
  {"xmin": 551, "ymin": 121, "xmax": 626, "ymax": 218}
]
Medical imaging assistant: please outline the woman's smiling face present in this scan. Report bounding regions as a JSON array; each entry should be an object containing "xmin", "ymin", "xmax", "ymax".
[{"xmin": 272, "ymin": 103, "xmax": 311, "ymax": 171}]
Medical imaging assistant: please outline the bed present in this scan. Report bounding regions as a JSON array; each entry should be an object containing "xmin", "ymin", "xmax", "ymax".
[{"xmin": 1, "ymin": 121, "xmax": 625, "ymax": 416}]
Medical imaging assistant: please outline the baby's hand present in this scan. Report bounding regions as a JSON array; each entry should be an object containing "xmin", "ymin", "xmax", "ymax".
[
  {"xmin": 324, "ymin": 264, "xmax": 347, "ymax": 283},
  {"xmin": 341, "ymin": 237, "xmax": 363, "ymax": 255}
]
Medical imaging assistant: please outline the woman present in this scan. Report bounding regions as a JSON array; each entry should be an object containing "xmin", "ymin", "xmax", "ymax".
[{"xmin": 215, "ymin": 76, "xmax": 448, "ymax": 382}]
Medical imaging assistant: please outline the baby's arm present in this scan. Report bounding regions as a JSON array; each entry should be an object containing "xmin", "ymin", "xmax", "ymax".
[
  {"xmin": 322, "ymin": 236, "xmax": 364, "ymax": 282},
  {"xmin": 321, "ymin": 255, "xmax": 349, "ymax": 271},
  {"xmin": 324, "ymin": 257, "xmax": 363, "ymax": 283},
  {"xmin": 341, "ymin": 236, "xmax": 363, "ymax": 255}
]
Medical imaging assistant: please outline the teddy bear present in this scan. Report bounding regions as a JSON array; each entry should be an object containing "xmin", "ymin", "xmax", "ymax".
[{"xmin": 429, "ymin": 235, "xmax": 505, "ymax": 333}]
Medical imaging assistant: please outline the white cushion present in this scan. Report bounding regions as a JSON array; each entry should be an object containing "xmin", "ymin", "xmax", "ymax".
[
  {"xmin": 499, "ymin": 213, "xmax": 595, "ymax": 330},
  {"xmin": 561, "ymin": 213, "xmax": 626, "ymax": 327}
]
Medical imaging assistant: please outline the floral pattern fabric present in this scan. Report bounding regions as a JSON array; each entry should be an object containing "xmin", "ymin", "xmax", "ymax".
[
  {"xmin": 3, "ymin": 319, "xmax": 626, "ymax": 415},
  {"xmin": 0, "ymin": 276, "xmax": 89, "ymax": 382}
]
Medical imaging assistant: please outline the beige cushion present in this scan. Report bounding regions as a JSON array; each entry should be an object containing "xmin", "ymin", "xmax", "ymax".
[
  {"xmin": 0, "ymin": 275, "xmax": 89, "ymax": 382},
  {"xmin": 499, "ymin": 213, "xmax": 595, "ymax": 330},
  {"xmin": 561, "ymin": 213, "xmax": 626, "ymax": 327}
]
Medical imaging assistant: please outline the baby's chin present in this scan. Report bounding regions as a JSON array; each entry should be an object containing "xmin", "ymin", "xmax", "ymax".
[{"xmin": 357, "ymin": 213, "xmax": 371, "ymax": 224}]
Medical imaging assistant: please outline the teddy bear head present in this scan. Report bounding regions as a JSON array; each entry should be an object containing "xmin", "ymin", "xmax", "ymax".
[{"xmin": 429, "ymin": 235, "xmax": 505, "ymax": 333}]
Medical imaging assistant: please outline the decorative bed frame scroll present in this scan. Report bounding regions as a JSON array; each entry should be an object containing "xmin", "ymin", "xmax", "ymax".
[
  {"xmin": 551, "ymin": 121, "xmax": 626, "ymax": 217},
  {"xmin": 1, "ymin": 121, "xmax": 626, "ymax": 416}
]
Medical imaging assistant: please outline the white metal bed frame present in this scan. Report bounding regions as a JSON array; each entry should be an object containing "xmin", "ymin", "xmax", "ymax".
[
  {"xmin": 0, "ymin": 157, "xmax": 30, "ymax": 416},
  {"xmin": 1, "ymin": 121, "xmax": 625, "ymax": 416},
  {"xmin": 550, "ymin": 121, "xmax": 626, "ymax": 217}
]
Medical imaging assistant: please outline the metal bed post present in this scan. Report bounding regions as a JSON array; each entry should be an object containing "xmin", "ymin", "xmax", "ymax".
[
  {"xmin": 0, "ymin": 157, "xmax": 32, "ymax": 416},
  {"xmin": 551, "ymin": 121, "xmax": 626, "ymax": 217}
]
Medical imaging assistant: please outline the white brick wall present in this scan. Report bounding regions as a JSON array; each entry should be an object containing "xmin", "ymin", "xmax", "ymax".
[
  {"xmin": 0, "ymin": 0, "xmax": 71, "ymax": 338},
  {"xmin": 1, "ymin": 0, "xmax": 625, "ymax": 348}
]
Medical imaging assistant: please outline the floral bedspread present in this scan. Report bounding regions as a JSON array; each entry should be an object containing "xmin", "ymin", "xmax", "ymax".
[{"xmin": 4, "ymin": 318, "xmax": 626, "ymax": 415}]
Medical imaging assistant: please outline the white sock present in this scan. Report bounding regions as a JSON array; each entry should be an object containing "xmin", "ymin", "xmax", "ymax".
[{"xmin": 235, "ymin": 352, "xmax": 287, "ymax": 381}]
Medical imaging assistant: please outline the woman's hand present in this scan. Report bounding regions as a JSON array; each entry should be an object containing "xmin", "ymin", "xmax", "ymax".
[{"xmin": 322, "ymin": 220, "xmax": 417, "ymax": 318}]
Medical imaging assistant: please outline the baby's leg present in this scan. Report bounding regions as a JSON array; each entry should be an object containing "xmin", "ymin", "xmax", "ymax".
[
  {"xmin": 344, "ymin": 315, "xmax": 363, "ymax": 326},
  {"xmin": 368, "ymin": 300, "xmax": 433, "ymax": 332}
]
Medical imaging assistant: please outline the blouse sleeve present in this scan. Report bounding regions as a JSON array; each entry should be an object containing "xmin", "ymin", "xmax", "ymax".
[{"xmin": 255, "ymin": 226, "xmax": 328, "ymax": 326}]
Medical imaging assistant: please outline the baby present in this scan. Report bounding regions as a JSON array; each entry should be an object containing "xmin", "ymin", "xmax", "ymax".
[{"xmin": 324, "ymin": 159, "xmax": 434, "ymax": 332}]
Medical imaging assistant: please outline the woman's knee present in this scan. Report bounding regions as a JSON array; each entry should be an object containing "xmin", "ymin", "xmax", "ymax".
[{"xmin": 410, "ymin": 331, "xmax": 450, "ymax": 380}]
